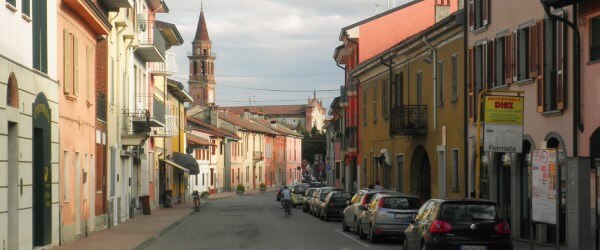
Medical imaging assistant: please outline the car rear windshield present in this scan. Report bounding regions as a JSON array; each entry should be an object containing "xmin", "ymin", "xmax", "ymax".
[
  {"xmin": 364, "ymin": 193, "xmax": 377, "ymax": 203},
  {"xmin": 320, "ymin": 189, "xmax": 333, "ymax": 198},
  {"xmin": 381, "ymin": 197, "xmax": 421, "ymax": 209},
  {"xmin": 440, "ymin": 203, "xmax": 499, "ymax": 222},
  {"xmin": 331, "ymin": 193, "xmax": 352, "ymax": 205},
  {"xmin": 294, "ymin": 185, "xmax": 307, "ymax": 193}
]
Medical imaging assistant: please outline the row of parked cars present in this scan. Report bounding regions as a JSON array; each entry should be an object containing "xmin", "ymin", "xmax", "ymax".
[{"xmin": 280, "ymin": 183, "xmax": 513, "ymax": 250}]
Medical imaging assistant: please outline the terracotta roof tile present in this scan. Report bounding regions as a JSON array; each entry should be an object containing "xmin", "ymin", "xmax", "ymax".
[
  {"xmin": 187, "ymin": 117, "xmax": 241, "ymax": 140},
  {"xmin": 221, "ymin": 105, "xmax": 306, "ymax": 116},
  {"xmin": 218, "ymin": 111, "xmax": 276, "ymax": 135}
]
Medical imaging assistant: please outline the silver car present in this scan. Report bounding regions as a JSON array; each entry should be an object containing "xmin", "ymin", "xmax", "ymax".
[
  {"xmin": 310, "ymin": 187, "xmax": 336, "ymax": 217},
  {"xmin": 357, "ymin": 193, "xmax": 421, "ymax": 244},
  {"xmin": 342, "ymin": 189, "xmax": 385, "ymax": 235}
]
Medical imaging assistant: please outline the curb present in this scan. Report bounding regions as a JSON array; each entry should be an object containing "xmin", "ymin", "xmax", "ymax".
[{"xmin": 131, "ymin": 200, "xmax": 207, "ymax": 250}]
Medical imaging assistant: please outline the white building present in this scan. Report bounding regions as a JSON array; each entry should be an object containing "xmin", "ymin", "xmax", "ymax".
[{"xmin": 0, "ymin": 0, "xmax": 60, "ymax": 248}]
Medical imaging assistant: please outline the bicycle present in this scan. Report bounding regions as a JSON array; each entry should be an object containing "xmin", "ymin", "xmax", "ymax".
[{"xmin": 283, "ymin": 200, "xmax": 292, "ymax": 217}]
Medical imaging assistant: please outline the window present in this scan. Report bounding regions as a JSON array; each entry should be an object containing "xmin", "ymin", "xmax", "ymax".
[
  {"xmin": 451, "ymin": 55, "xmax": 458, "ymax": 102},
  {"xmin": 63, "ymin": 150, "xmax": 70, "ymax": 201},
  {"xmin": 395, "ymin": 73, "xmax": 404, "ymax": 107},
  {"xmin": 362, "ymin": 88, "xmax": 367, "ymax": 126},
  {"xmin": 468, "ymin": 0, "xmax": 490, "ymax": 31},
  {"xmin": 437, "ymin": 60, "xmax": 445, "ymax": 106},
  {"xmin": 32, "ymin": 0, "xmax": 47, "ymax": 71},
  {"xmin": 373, "ymin": 82, "xmax": 377, "ymax": 123},
  {"xmin": 202, "ymin": 174, "xmax": 205, "ymax": 186},
  {"xmin": 591, "ymin": 17, "xmax": 600, "ymax": 61},
  {"xmin": 382, "ymin": 79, "xmax": 389, "ymax": 119},
  {"xmin": 468, "ymin": 42, "xmax": 492, "ymax": 122},
  {"xmin": 494, "ymin": 36, "xmax": 506, "ymax": 87},
  {"xmin": 416, "ymin": 72, "xmax": 423, "ymax": 106},
  {"xmin": 452, "ymin": 149, "xmax": 459, "ymax": 192},
  {"xmin": 517, "ymin": 27, "xmax": 530, "ymax": 81},
  {"xmin": 212, "ymin": 140, "xmax": 216, "ymax": 155},
  {"xmin": 7, "ymin": 0, "xmax": 15, "ymax": 7},
  {"xmin": 22, "ymin": 0, "xmax": 30, "ymax": 17},
  {"xmin": 7, "ymin": 73, "xmax": 18, "ymax": 108}
]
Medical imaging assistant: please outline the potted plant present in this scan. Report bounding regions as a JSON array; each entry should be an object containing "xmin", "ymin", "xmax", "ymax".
[
  {"xmin": 201, "ymin": 191, "xmax": 209, "ymax": 198},
  {"xmin": 259, "ymin": 183, "xmax": 266, "ymax": 192},
  {"xmin": 236, "ymin": 184, "xmax": 245, "ymax": 195}
]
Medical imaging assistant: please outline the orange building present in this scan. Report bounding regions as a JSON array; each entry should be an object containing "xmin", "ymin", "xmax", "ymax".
[{"xmin": 57, "ymin": 0, "xmax": 110, "ymax": 244}]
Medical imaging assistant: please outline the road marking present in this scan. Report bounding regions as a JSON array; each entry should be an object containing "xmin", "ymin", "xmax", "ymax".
[{"xmin": 334, "ymin": 229, "xmax": 371, "ymax": 248}]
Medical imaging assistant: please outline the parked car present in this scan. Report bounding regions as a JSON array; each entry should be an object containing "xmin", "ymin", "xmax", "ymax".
[
  {"xmin": 357, "ymin": 193, "xmax": 421, "ymax": 243},
  {"xmin": 312, "ymin": 187, "xmax": 343, "ymax": 217},
  {"xmin": 404, "ymin": 199, "xmax": 513, "ymax": 250},
  {"xmin": 308, "ymin": 182, "xmax": 326, "ymax": 188},
  {"xmin": 342, "ymin": 189, "xmax": 386, "ymax": 234},
  {"xmin": 318, "ymin": 191, "xmax": 353, "ymax": 221},
  {"xmin": 303, "ymin": 188, "xmax": 319, "ymax": 212},
  {"xmin": 290, "ymin": 183, "xmax": 308, "ymax": 208}
]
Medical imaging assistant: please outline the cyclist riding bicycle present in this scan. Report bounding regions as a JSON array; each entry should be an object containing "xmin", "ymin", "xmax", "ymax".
[{"xmin": 281, "ymin": 185, "xmax": 292, "ymax": 215}]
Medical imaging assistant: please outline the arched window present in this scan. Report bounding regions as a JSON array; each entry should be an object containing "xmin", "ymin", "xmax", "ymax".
[{"xmin": 7, "ymin": 73, "xmax": 19, "ymax": 108}]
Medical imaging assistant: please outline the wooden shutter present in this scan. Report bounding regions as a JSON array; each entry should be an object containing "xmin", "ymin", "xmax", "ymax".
[
  {"xmin": 86, "ymin": 46, "xmax": 92, "ymax": 102},
  {"xmin": 483, "ymin": 0, "xmax": 490, "ymax": 26},
  {"xmin": 529, "ymin": 22, "xmax": 539, "ymax": 78},
  {"xmin": 504, "ymin": 33, "xmax": 513, "ymax": 84},
  {"xmin": 468, "ymin": 47, "xmax": 475, "ymax": 123},
  {"xmin": 488, "ymin": 40, "xmax": 495, "ymax": 88},
  {"xmin": 73, "ymin": 35, "xmax": 79, "ymax": 96},
  {"xmin": 63, "ymin": 30, "xmax": 71, "ymax": 94},
  {"xmin": 556, "ymin": 15, "xmax": 565, "ymax": 110},
  {"xmin": 536, "ymin": 20, "xmax": 545, "ymax": 113},
  {"xmin": 469, "ymin": 0, "xmax": 475, "ymax": 31}
]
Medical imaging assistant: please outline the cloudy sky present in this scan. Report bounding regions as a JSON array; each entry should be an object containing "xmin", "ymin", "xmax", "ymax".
[{"xmin": 159, "ymin": 0, "xmax": 410, "ymax": 108}]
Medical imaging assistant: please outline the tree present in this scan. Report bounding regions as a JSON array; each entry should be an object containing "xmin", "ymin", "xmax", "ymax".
[{"xmin": 301, "ymin": 125, "xmax": 326, "ymax": 166}]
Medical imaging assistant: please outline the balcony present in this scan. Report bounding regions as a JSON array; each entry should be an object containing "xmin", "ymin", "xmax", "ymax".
[
  {"xmin": 151, "ymin": 96, "xmax": 166, "ymax": 127},
  {"xmin": 390, "ymin": 105, "xmax": 428, "ymax": 136},
  {"xmin": 253, "ymin": 151, "xmax": 264, "ymax": 162},
  {"xmin": 344, "ymin": 126, "xmax": 357, "ymax": 153},
  {"xmin": 347, "ymin": 80, "xmax": 358, "ymax": 97},
  {"xmin": 136, "ymin": 21, "xmax": 166, "ymax": 62},
  {"xmin": 149, "ymin": 53, "xmax": 176, "ymax": 76},
  {"xmin": 121, "ymin": 109, "xmax": 150, "ymax": 146},
  {"xmin": 339, "ymin": 86, "xmax": 348, "ymax": 107},
  {"xmin": 99, "ymin": 0, "xmax": 132, "ymax": 8},
  {"xmin": 150, "ymin": 115, "xmax": 177, "ymax": 137}
]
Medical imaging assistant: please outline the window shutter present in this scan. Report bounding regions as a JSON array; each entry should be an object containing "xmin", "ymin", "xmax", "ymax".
[
  {"xmin": 483, "ymin": 0, "xmax": 490, "ymax": 26},
  {"xmin": 63, "ymin": 30, "xmax": 72, "ymax": 94},
  {"xmin": 536, "ymin": 20, "xmax": 545, "ymax": 113},
  {"xmin": 86, "ymin": 46, "xmax": 92, "ymax": 102},
  {"xmin": 482, "ymin": 42, "xmax": 488, "ymax": 89},
  {"xmin": 73, "ymin": 35, "xmax": 79, "ymax": 96},
  {"xmin": 556, "ymin": 14, "xmax": 565, "ymax": 110},
  {"xmin": 529, "ymin": 22, "xmax": 538, "ymax": 78},
  {"xmin": 469, "ymin": 0, "xmax": 475, "ymax": 31},
  {"xmin": 488, "ymin": 40, "xmax": 495, "ymax": 88},
  {"xmin": 512, "ymin": 31, "xmax": 518, "ymax": 82},
  {"xmin": 504, "ymin": 33, "xmax": 513, "ymax": 84},
  {"xmin": 468, "ymin": 47, "xmax": 475, "ymax": 123}
]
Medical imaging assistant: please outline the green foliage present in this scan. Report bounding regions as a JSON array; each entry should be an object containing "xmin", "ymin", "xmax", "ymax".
[
  {"xmin": 200, "ymin": 191, "xmax": 209, "ymax": 198},
  {"xmin": 236, "ymin": 184, "xmax": 245, "ymax": 193},
  {"xmin": 259, "ymin": 183, "xmax": 266, "ymax": 189},
  {"xmin": 301, "ymin": 125, "xmax": 326, "ymax": 164}
]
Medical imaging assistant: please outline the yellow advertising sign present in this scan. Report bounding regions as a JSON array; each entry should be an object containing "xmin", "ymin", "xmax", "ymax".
[{"xmin": 484, "ymin": 96, "xmax": 524, "ymax": 125}]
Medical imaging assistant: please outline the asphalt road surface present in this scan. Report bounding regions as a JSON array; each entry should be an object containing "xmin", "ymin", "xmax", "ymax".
[{"xmin": 146, "ymin": 191, "xmax": 404, "ymax": 250}]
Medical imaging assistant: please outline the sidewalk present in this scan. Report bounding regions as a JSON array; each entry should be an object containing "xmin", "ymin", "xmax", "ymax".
[
  {"xmin": 513, "ymin": 239, "xmax": 563, "ymax": 250},
  {"xmin": 53, "ymin": 199, "xmax": 206, "ymax": 250}
]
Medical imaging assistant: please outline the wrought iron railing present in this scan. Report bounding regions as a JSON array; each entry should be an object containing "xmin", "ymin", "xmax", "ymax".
[
  {"xmin": 148, "ymin": 53, "xmax": 176, "ymax": 75},
  {"xmin": 390, "ymin": 105, "xmax": 427, "ymax": 135},
  {"xmin": 150, "ymin": 115, "xmax": 177, "ymax": 137},
  {"xmin": 122, "ymin": 109, "xmax": 150, "ymax": 135}
]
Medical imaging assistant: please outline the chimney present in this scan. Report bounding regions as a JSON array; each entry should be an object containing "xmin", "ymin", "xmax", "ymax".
[
  {"xmin": 210, "ymin": 105, "xmax": 219, "ymax": 127},
  {"xmin": 270, "ymin": 120, "xmax": 277, "ymax": 128},
  {"xmin": 435, "ymin": 0, "xmax": 452, "ymax": 23},
  {"xmin": 243, "ymin": 108, "xmax": 251, "ymax": 120}
]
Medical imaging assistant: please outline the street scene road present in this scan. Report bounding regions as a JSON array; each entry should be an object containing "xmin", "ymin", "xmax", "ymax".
[{"xmin": 146, "ymin": 192, "xmax": 402, "ymax": 250}]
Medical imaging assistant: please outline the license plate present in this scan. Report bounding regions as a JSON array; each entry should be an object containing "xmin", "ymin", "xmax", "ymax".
[
  {"xmin": 394, "ymin": 214, "xmax": 410, "ymax": 219},
  {"xmin": 460, "ymin": 246, "xmax": 486, "ymax": 250}
]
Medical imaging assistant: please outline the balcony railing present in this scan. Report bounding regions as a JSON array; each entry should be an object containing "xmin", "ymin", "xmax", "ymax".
[
  {"xmin": 253, "ymin": 151, "xmax": 264, "ymax": 162},
  {"xmin": 150, "ymin": 115, "xmax": 177, "ymax": 137},
  {"xmin": 339, "ymin": 86, "xmax": 348, "ymax": 107},
  {"xmin": 136, "ymin": 21, "xmax": 166, "ymax": 62},
  {"xmin": 122, "ymin": 109, "xmax": 150, "ymax": 135},
  {"xmin": 149, "ymin": 53, "xmax": 176, "ymax": 76},
  {"xmin": 344, "ymin": 126, "xmax": 357, "ymax": 153},
  {"xmin": 152, "ymin": 96, "xmax": 165, "ymax": 126},
  {"xmin": 390, "ymin": 105, "xmax": 428, "ymax": 135},
  {"xmin": 347, "ymin": 80, "xmax": 358, "ymax": 97}
]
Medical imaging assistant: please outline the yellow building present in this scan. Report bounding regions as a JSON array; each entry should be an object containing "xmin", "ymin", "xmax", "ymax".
[{"xmin": 352, "ymin": 13, "xmax": 465, "ymax": 200}]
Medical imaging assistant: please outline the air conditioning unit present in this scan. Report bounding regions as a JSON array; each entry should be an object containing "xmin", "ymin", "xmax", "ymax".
[{"xmin": 137, "ymin": 14, "xmax": 146, "ymax": 32}]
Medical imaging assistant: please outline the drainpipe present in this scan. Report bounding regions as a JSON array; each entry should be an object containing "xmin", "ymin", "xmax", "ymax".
[
  {"xmin": 381, "ymin": 57, "xmax": 394, "ymax": 138},
  {"xmin": 423, "ymin": 37, "xmax": 438, "ymax": 131},
  {"xmin": 335, "ymin": 61, "xmax": 345, "ymax": 71},
  {"xmin": 542, "ymin": 3, "xmax": 582, "ymax": 157},
  {"xmin": 462, "ymin": 0, "xmax": 469, "ymax": 199}
]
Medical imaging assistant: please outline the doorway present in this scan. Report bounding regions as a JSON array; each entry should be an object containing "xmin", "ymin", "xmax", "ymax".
[
  {"xmin": 32, "ymin": 93, "xmax": 52, "ymax": 247},
  {"xmin": 494, "ymin": 152, "xmax": 511, "ymax": 224},
  {"xmin": 410, "ymin": 145, "xmax": 431, "ymax": 201},
  {"xmin": 7, "ymin": 122, "xmax": 18, "ymax": 250}
]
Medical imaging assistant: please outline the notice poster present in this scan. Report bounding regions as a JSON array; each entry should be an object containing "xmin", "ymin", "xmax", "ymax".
[
  {"xmin": 483, "ymin": 96, "xmax": 524, "ymax": 153},
  {"xmin": 531, "ymin": 149, "xmax": 557, "ymax": 224}
]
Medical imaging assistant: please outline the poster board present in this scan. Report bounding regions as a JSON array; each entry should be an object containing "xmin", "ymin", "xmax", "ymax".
[
  {"xmin": 531, "ymin": 149, "xmax": 557, "ymax": 224},
  {"xmin": 483, "ymin": 96, "xmax": 524, "ymax": 153}
]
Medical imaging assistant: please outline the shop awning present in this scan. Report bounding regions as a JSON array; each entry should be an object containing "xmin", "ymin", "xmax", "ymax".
[
  {"xmin": 161, "ymin": 159, "xmax": 189, "ymax": 173},
  {"xmin": 171, "ymin": 152, "xmax": 200, "ymax": 175}
]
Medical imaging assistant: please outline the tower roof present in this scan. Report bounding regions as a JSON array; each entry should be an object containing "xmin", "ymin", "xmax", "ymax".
[{"xmin": 193, "ymin": 8, "xmax": 210, "ymax": 42}]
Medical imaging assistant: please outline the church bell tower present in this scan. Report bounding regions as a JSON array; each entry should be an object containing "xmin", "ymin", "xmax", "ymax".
[{"xmin": 188, "ymin": 5, "xmax": 216, "ymax": 107}]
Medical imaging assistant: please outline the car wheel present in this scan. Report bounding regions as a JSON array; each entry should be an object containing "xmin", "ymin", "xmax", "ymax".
[
  {"xmin": 369, "ymin": 225, "xmax": 379, "ymax": 244},
  {"xmin": 358, "ymin": 222, "xmax": 367, "ymax": 239},
  {"xmin": 342, "ymin": 217, "xmax": 350, "ymax": 232},
  {"xmin": 403, "ymin": 240, "xmax": 409, "ymax": 250}
]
